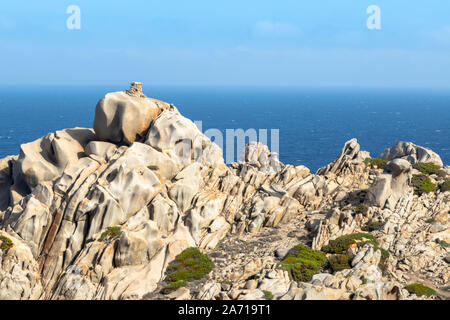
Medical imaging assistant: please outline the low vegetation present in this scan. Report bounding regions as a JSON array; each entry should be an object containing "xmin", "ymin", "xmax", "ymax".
[
  {"xmin": 328, "ymin": 254, "xmax": 353, "ymax": 273},
  {"xmin": 262, "ymin": 290, "xmax": 274, "ymax": 300},
  {"xmin": 321, "ymin": 232, "xmax": 390, "ymax": 275},
  {"xmin": 414, "ymin": 162, "xmax": 441, "ymax": 175},
  {"xmin": 425, "ymin": 218, "xmax": 436, "ymax": 224},
  {"xmin": 321, "ymin": 233, "xmax": 377, "ymax": 254},
  {"xmin": 162, "ymin": 247, "xmax": 214, "ymax": 294},
  {"xmin": 147, "ymin": 165, "xmax": 159, "ymax": 171},
  {"xmin": 364, "ymin": 158, "xmax": 388, "ymax": 169},
  {"xmin": 362, "ymin": 221, "xmax": 386, "ymax": 232},
  {"xmin": 278, "ymin": 244, "xmax": 328, "ymax": 282},
  {"xmin": 354, "ymin": 203, "xmax": 369, "ymax": 215},
  {"xmin": 405, "ymin": 283, "xmax": 436, "ymax": 297},
  {"xmin": 100, "ymin": 226, "xmax": 122, "ymax": 242},
  {"xmin": 411, "ymin": 174, "xmax": 436, "ymax": 196},
  {"xmin": 0, "ymin": 235, "xmax": 13, "ymax": 251},
  {"xmin": 439, "ymin": 240, "xmax": 449, "ymax": 248},
  {"xmin": 440, "ymin": 179, "xmax": 450, "ymax": 192}
]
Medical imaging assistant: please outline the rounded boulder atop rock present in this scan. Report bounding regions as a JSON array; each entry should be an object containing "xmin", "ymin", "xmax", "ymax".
[{"xmin": 93, "ymin": 82, "xmax": 173, "ymax": 145}]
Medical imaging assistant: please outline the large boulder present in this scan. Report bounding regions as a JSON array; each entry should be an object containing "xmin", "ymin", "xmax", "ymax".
[
  {"xmin": 366, "ymin": 158, "xmax": 412, "ymax": 208},
  {"xmin": 379, "ymin": 141, "xmax": 443, "ymax": 167},
  {"xmin": 93, "ymin": 82, "xmax": 173, "ymax": 145},
  {"xmin": 145, "ymin": 110, "xmax": 224, "ymax": 168},
  {"xmin": 18, "ymin": 128, "xmax": 96, "ymax": 189}
]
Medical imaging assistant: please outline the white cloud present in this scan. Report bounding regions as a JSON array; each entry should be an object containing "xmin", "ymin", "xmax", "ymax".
[{"xmin": 253, "ymin": 20, "xmax": 300, "ymax": 36}]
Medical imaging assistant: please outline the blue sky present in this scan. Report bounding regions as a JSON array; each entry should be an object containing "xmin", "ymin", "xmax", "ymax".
[{"xmin": 1, "ymin": 0, "xmax": 450, "ymax": 87}]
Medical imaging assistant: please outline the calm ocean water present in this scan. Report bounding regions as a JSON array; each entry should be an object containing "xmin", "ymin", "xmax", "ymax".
[{"xmin": 0, "ymin": 86, "xmax": 449, "ymax": 171}]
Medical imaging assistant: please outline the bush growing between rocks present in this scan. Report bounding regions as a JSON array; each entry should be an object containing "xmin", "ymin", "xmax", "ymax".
[
  {"xmin": 440, "ymin": 179, "xmax": 450, "ymax": 192},
  {"xmin": 321, "ymin": 233, "xmax": 390, "ymax": 275},
  {"xmin": 411, "ymin": 174, "xmax": 436, "ymax": 196},
  {"xmin": 354, "ymin": 203, "xmax": 369, "ymax": 215},
  {"xmin": 425, "ymin": 218, "xmax": 436, "ymax": 224},
  {"xmin": 328, "ymin": 254, "xmax": 353, "ymax": 273},
  {"xmin": 321, "ymin": 233, "xmax": 377, "ymax": 254},
  {"xmin": 414, "ymin": 162, "xmax": 441, "ymax": 175},
  {"xmin": 0, "ymin": 235, "xmax": 13, "ymax": 251},
  {"xmin": 405, "ymin": 283, "xmax": 436, "ymax": 297},
  {"xmin": 362, "ymin": 221, "xmax": 386, "ymax": 232},
  {"xmin": 263, "ymin": 290, "xmax": 274, "ymax": 300},
  {"xmin": 162, "ymin": 247, "xmax": 214, "ymax": 294},
  {"xmin": 147, "ymin": 165, "xmax": 159, "ymax": 171},
  {"xmin": 278, "ymin": 244, "xmax": 327, "ymax": 282},
  {"xmin": 100, "ymin": 226, "xmax": 122, "ymax": 242},
  {"xmin": 364, "ymin": 158, "xmax": 388, "ymax": 169},
  {"xmin": 439, "ymin": 240, "xmax": 449, "ymax": 248}
]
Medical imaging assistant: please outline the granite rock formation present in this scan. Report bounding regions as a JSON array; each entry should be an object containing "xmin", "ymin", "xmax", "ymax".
[{"xmin": 0, "ymin": 84, "xmax": 448, "ymax": 300}]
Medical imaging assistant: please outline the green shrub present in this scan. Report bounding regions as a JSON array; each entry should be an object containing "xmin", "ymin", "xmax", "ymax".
[
  {"xmin": 415, "ymin": 162, "xmax": 441, "ymax": 175},
  {"xmin": 378, "ymin": 247, "xmax": 390, "ymax": 275},
  {"xmin": 364, "ymin": 158, "xmax": 388, "ymax": 169},
  {"xmin": 354, "ymin": 204, "xmax": 369, "ymax": 215},
  {"xmin": 100, "ymin": 226, "xmax": 122, "ymax": 242},
  {"xmin": 321, "ymin": 233, "xmax": 390, "ymax": 275},
  {"xmin": 405, "ymin": 283, "xmax": 436, "ymax": 297},
  {"xmin": 361, "ymin": 278, "xmax": 368, "ymax": 285},
  {"xmin": 439, "ymin": 240, "xmax": 449, "ymax": 248},
  {"xmin": 321, "ymin": 233, "xmax": 377, "ymax": 254},
  {"xmin": 328, "ymin": 254, "xmax": 353, "ymax": 273},
  {"xmin": 436, "ymin": 170, "xmax": 447, "ymax": 178},
  {"xmin": 440, "ymin": 179, "xmax": 450, "ymax": 192},
  {"xmin": 362, "ymin": 221, "xmax": 386, "ymax": 232},
  {"xmin": 412, "ymin": 174, "xmax": 436, "ymax": 196},
  {"xmin": 162, "ymin": 247, "xmax": 214, "ymax": 294},
  {"xmin": 278, "ymin": 244, "xmax": 327, "ymax": 282},
  {"xmin": 148, "ymin": 165, "xmax": 159, "ymax": 171},
  {"xmin": 262, "ymin": 290, "xmax": 274, "ymax": 300},
  {"xmin": 425, "ymin": 218, "xmax": 436, "ymax": 224},
  {"xmin": 0, "ymin": 235, "xmax": 13, "ymax": 251}
]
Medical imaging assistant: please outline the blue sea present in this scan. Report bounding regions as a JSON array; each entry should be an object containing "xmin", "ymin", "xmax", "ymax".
[{"xmin": 0, "ymin": 86, "xmax": 449, "ymax": 171}]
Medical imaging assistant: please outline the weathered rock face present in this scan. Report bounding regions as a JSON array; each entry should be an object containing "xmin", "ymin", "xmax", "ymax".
[
  {"xmin": 0, "ymin": 84, "xmax": 448, "ymax": 301},
  {"xmin": 0, "ymin": 156, "xmax": 15, "ymax": 211},
  {"xmin": 366, "ymin": 159, "xmax": 412, "ymax": 209},
  {"xmin": 0, "ymin": 230, "xmax": 43, "ymax": 299},
  {"xmin": 1, "ymin": 84, "xmax": 294, "ymax": 300},
  {"xmin": 145, "ymin": 110, "xmax": 224, "ymax": 169},
  {"xmin": 93, "ymin": 83, "xmax": 174, "ymax": 145},
  {"xmin": 380, "ymin": 141, "xmax": 443, "ymax": 167},
  {"xmin": 18, "ymin": 128, "xmax": 96, "ymax": 190},
  {"xmin": 241, "ymin": 141, "xmax": 281, "ymax": 174},
  {"xmin": 317, "ymin": 138, "xmax": 370, "ymax": 176}
]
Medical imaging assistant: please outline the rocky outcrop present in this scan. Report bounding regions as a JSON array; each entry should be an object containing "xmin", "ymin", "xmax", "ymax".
[
  {"xmin": 317, "ymin": 138, "xmax": 370, "ymax": 176},
  {"xmin": 366, "ymin": 158, "xmax": 412, "ymax": 209},
  {"xmin": 0, "ymin": 84, "xmax": 448, "ymax": 300},
  {"xmin": 93, "ymin": 82, "xmax": 174, "ymax": 145},
  {"xmin": 380, "ymin": 141, "xmax": 443, "ymax": 167}
]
